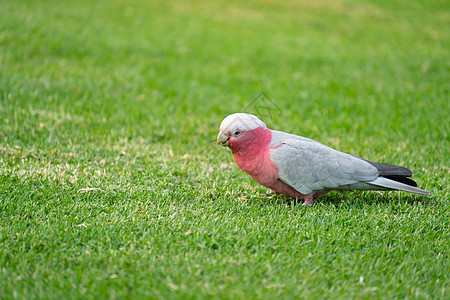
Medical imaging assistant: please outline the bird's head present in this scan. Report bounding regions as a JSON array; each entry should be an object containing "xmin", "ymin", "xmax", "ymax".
[{"xmin": 217, "ymin": 113, "xmax": 268, "ymax": 152}]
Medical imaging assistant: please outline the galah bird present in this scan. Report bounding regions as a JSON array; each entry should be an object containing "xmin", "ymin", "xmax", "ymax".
[{"xmin": 217, "ymin": 113, "xmax": 431, "ymax": 205}]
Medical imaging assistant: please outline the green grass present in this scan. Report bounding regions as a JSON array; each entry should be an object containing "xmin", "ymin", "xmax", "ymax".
[{"xmin": 1, "ymin": 0, "xmax": 449, "ymax": 298}]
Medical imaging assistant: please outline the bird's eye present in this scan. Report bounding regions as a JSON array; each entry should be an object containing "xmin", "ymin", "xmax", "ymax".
[{"xmin": 233, "ymin": 129, "xmax": 241, "ymax": 136}]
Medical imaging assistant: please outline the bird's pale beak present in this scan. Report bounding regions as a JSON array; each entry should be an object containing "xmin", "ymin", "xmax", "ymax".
[{"xmin": 217, "ymin": 131, "xmax": 229, "ymax": 147}]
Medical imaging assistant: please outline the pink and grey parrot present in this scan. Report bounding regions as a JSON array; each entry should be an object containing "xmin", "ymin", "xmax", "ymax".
[{"xmin": 217, "ymin": 113, "xmax": 430, "ymax": 205}]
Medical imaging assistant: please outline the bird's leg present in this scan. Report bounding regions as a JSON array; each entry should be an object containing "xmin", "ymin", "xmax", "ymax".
[
  {"xmin": 313, "ymin": 190, "xmax": 330, "ymax": 197},
  {"xmin": 301, "ymin": 190, "xmax": 330, "ymax": 207},
  {"xmin": 337, "ymin": 185, "xmax": 352, "ymax": 195}
]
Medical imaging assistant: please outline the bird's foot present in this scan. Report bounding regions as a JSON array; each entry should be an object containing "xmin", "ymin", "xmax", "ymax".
[
  {"xmin": 301, "ymin": 194, "xmax": 314, "ymax": 207},
  {"xmin": 302, "ymin": 201, "xmax": 313, "ymax": 208}
]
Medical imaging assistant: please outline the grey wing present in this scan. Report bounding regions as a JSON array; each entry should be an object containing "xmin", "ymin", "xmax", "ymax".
[{"xmin": 269, "ymin": 133, "xmax": 379, "ymax": 194}]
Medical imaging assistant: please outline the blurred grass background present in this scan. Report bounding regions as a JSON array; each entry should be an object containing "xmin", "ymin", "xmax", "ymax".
[{"xmin": 0, "ymin": 0, "xmax": 449, "ymax": 299}]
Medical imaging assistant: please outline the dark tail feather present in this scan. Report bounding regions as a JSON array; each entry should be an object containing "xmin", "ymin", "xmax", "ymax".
[
  {"xmin": 352, "ymin": 155, "xmax": 418, "ymax": 187},
  {"xmin": 365, "ymin": 161, "xmax": 412, "ymax": 177},
  {"xmin": 381, "ymin": 175, "xmax": 417, "ymax": 187}
]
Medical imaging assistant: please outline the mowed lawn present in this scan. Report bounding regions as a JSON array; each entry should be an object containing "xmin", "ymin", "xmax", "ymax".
[{"xmin": 0, "ymin": 0, "xmax": 449, "ymax": 298}]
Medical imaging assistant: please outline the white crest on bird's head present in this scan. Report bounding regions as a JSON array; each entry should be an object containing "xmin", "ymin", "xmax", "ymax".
[{"xmin": 219, "ymin": 113, "xmax": 266, "ymax": 135}]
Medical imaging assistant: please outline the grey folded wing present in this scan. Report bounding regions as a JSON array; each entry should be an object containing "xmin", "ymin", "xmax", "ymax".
[{"xmin": 269, "ymin": 131, "xmax": 379, "ymax": 194}]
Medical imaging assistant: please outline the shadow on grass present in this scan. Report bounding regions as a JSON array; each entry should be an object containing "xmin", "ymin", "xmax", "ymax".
[{"xmin": 249, "ymin": 190, "xmax": 434, "ymax": 208}]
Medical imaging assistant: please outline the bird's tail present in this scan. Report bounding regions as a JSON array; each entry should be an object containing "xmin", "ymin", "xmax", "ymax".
[
  {"xmin": 352, "ymin": 156, "xmax": 431, "ymax": 196},
  {"xmin": 367, "ymin": 177, "xmax": 431, "ymax": 196}
]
